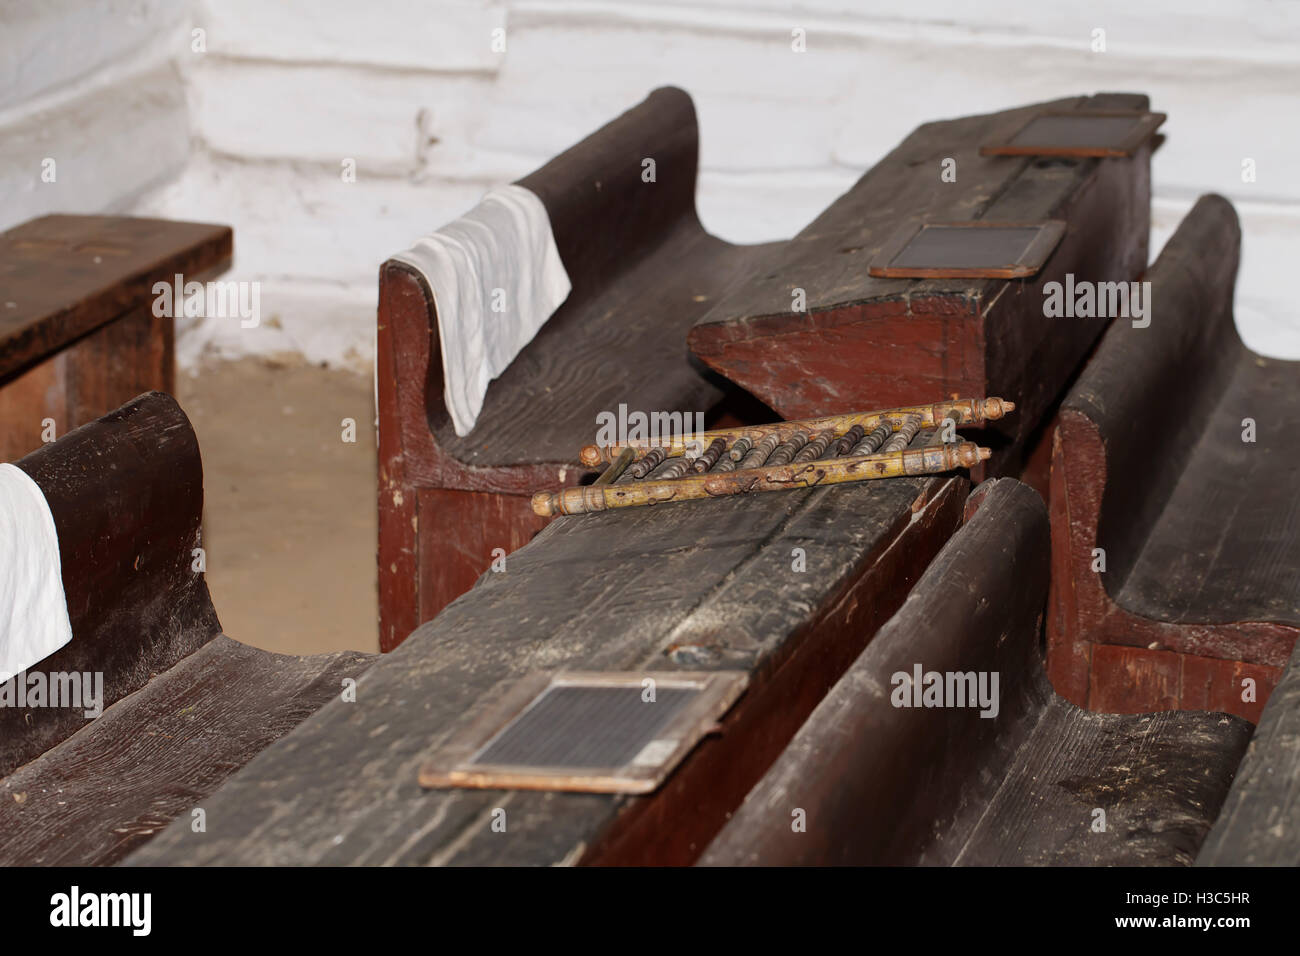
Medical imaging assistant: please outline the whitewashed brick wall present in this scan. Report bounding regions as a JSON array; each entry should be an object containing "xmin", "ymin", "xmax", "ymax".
[{"xmin": 4, "ymin": 0, "xmax": 1298, "ymax": 367}]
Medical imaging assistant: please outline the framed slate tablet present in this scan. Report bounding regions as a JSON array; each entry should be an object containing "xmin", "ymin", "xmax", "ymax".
[
  {"xmin": 419, "ymin": 671, "xmax": 748, "ymax": 794},
  {"xmin": 868, "ymin": 220, "xmax": 1067, "ymax": 279},
  {"xmin": 980, "ymin": 110, "xmax": 1166, "ymax": 158}
]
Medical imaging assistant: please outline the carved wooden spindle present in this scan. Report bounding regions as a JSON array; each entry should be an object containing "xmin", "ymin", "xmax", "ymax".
[
  {"xmin": 793, "ymin": 428, "xmax": 836, "ymax": 463},
  {"xmin": 850, "ymin": 421, "xmax": 892, "ymax": 457},
  {"xmin": 830, "ymin": 424, "xmax": 865, "ymax": 457},
  {"xmin": 881, "ymin": 415, "xmax": 923, "ymax": 454},
  {"xmin": 766, "ymin": 429, "xmax": 810, "ymax": 467},
  {"xmin": 738, "ymin": 432, "xmax": 781, "ymax": 470},
  {"xmin": 693, "ymin": 437, "xmax": 728, "ymax": 473}
]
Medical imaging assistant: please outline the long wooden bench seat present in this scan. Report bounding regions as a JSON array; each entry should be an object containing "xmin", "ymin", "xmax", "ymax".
[
  {"xmin": 0, "ymin": 393, "xmax": 373, "ymax": 864},
  {"xmin": 1047, "ymin": 195, "xmax": 1300, "ymax": 722},
  {"xmin": 687, "ymin": 93, "xmax": 1155, "ymax": 482},
  {"xmin": 0, "ymin": 215, "xmax": 231, "ymax": 462},
  {"xmin": 700, "ymin": 479, "xmax": 1252, "ymax": 866},
  {"xmin": 128, "ymin": 431, "xmax": 971, "ymax": 866},
  {"xmin": 0, "ymin": 636, "xmax": 369, "ymax": 865},
  {"xmin": 378, "ymin": 87, "xmax": 780, "ymax": 646}
]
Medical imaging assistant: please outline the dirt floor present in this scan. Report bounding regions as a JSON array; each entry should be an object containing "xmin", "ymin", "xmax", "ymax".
[{"xmin": 177, "ymin": 357, "xmax": 378, "ymax": 655}]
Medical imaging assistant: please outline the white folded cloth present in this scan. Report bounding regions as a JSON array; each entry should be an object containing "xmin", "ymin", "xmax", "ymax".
[
  {"xmin": 0, "ymin": 463, "xmax": 72, "ymax": 680},
  {"xmin": 394, "ymin": 184, "xmax": 572, "ymax": 436}
]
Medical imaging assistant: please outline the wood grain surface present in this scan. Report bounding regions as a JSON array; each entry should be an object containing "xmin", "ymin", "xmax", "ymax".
[
  {"xmin": 130, "ymin": 444, "xmax": 968, "ymax": 866},
  {"xmin": 377, "ymin": 90, "xmax": 1147, "ymax": 637},
  {"xmin": 1047, "ymin": 195, "xmax": 1300, "ymax": 718},
  {"xmin": 687, "ymin": 92, "xmax": 1151, "ymax": 483},
  {"xmin": 0, "ymin": 636, "xmax": 372, "ymax": 866},
  {"xmin": 377, "ymin": 88, "xmax": 779, "ymax": 636},
  {"xmin": 0, "ymin": 215, "xmax": 230, "ymax": 377},
  {"xmin": 4, "ymin": 392, "xmax": 220, "ymax": 775},
  {"xmin": 1198, "ymin": 638, "xmax": 1300, "ymax": 865},
  {"xmin": 700, "ymin": 479, "xmax": 1251, "ymax": 866},
  {"xmin": 0, "ymin": 215, "xmax": 231, "ymax": 461}
]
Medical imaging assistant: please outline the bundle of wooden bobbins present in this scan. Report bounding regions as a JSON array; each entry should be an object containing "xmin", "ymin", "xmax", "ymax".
[{"xmin": 532, "ymin": 397, "xmax": 1015, "ymax": 516}]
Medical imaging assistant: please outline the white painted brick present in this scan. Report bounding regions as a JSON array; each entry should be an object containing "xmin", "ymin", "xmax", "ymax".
[
  {"xmin": 477, "ymin": 21, "xmax": 854, "ymax": 172},
  {"xmin": 173, "ymin": 278, "xmax": 378, "ymax": 373},
  {"xmin": 187, "ymin": 59, "xmax": 496, "ymax": 174},
  {"xmin": 0, "ymin": 63, "xmax": 189, "ymax": 230},
  {"xmin": 697, "ymin": 167, "xmax": 858, "ymax": 244},
  {"xmin": 823, "ymin": 41, "xmax": 1300, "ymax": 207},
  {"xmin": 523, "ymin": 1, "xmax": 1300, "ymax": 62},
  {"xmin": 0, "ymin": 0, "xmax": 190, "ymax": 112},
  {"xmin": 128, "ymin": 154, "xmax": 487, "ymax": 287},
  {"xmin": 195, "ymin": 0, "xmax": 505, "ymax": 72},
  {"xmin": 70, "ymin": 0, "xmax": 1290, "ymax": 364}
]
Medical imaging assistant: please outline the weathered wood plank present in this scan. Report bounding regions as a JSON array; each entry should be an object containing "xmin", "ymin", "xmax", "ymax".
[
  {"xmin": 0, "ymin": 636, "xmax": 372, "ymax": 866},
  {"xmin": 414, "ymin": 487, "xmax": 547, "ymax": 625},
  {"xmin": 129, "ymin": 454, "xmax": 968, "ymax": 865},
  {"xmin": 0, "ymin": 215, "xmax": 230, "ymax": 378},
  {"xmin": 378, "ymin": 91, "xmax": 1146, "ymax": 637},
  {"xmin": 377, "ymin": 88, "xmax": 777, "ymax": 635},
  {"xmin": 700, "ymin": 479, "xmax": 1251, "ymax": 866}
]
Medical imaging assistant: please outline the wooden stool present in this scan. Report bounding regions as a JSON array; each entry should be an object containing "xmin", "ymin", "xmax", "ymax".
[{"xmin": 0, "ymin": 215, "xmax": 231, "ymax": 461}]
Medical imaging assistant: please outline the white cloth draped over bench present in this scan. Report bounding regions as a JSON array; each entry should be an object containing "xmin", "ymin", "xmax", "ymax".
[
  {"xmin": 393, "ymin": 184, "xmax": 572, "ymax": 437},
  {"xmin": 0, "ymin": 464, "xmax": 72, "ymax": 679}
]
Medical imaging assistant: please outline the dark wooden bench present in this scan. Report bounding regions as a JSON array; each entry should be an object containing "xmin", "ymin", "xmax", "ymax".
[
  {"xmin": 0, "ymin": 215, "xmax": 231, "ymax": 462},
  {"xmin": 0, "ymin": 393, "xmax": 372, "ymax": 865},
  {"xmin": 700, "ymin": 479, "xmax": 1252, "ymax": 866},
  {"xmin": 378, "ymin": 90, "xmax": 1153, "ymax": 646},
  {"xmin": 129, "ymin": 429, "xmax": 970, "ymax": 865},
  {"xmin": 1047, "ymin": 195, "xmax": 1300, "ymax": 722},
  {"xmin": 687, "ymin": 93, "xmax": 1156, "ymax": 484},
  {"xmin": 1198, "ymin": 639, "xmax": 1300, "ymax": 865},
  {"xmin": 378, "ymin": 87, "xmax": 781, "ymax": 647}
]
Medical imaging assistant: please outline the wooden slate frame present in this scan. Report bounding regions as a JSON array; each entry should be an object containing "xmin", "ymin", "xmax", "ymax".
[
  {"xmin": 687, "ymin": 93, "xmax": 1154, "ymax": 489},
  {"xmin": 867, "ymin": 220, "xmax": 1066, "ymax": 279},
  {"xmin": 979, "ymin": 109, "xmax": 1166, "ymax": 158},
  {"xmin": 419, "ymin": 671, "xmax": 747, "ymax": 793},
  {"xmin": 1046, "ymin": 195, "xmax": 1300, "ymax": 722},
  {"xmin": 700, "ymin": 479, "xmax": 1252, "ymax": 867}
]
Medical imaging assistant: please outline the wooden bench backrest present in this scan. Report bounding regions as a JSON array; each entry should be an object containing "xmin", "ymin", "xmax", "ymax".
[
  {"xmin": 1061, "ymin": 194, "xmax": 1242, "ymax": 588},
  {"xmin": 2, "ymin": 392, "xmax": 219, "ymax": 773},
  {"xmin": 515, "ymin": 85, "xmax": 702, "ymax": 298},
  {"xmin": 700, "ymin": 478, "xmax": 1049, "ymax": 864}
]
